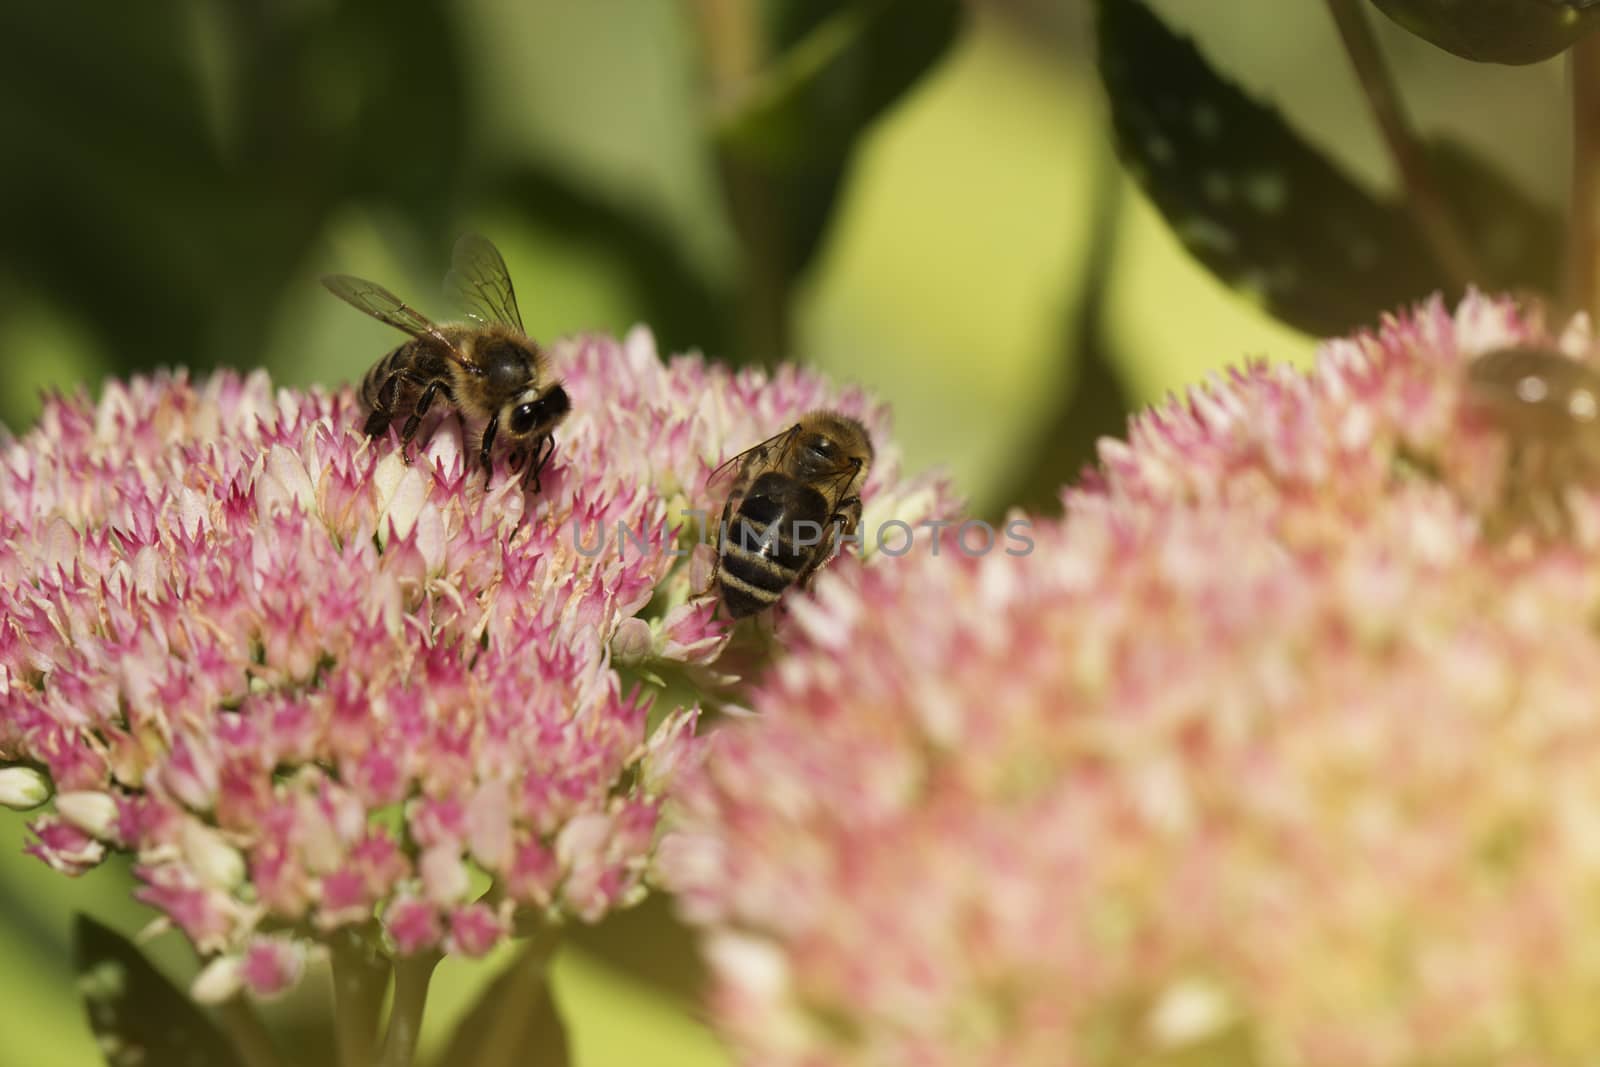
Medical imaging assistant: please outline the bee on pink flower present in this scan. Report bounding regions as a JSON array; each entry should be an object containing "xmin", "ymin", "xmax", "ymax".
[{"xmin": 0, "ymin": 323, "xmax": 957, "ymax": 1008}]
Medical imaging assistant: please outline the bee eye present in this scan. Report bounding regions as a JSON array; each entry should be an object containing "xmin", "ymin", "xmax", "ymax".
[
  {"xmin": 510, "ymin": 403, "xmax": 539, "ymax": 434},
  {"xmin": 509, "ymin": 387, "xmax": 571, "ymax": 435}
]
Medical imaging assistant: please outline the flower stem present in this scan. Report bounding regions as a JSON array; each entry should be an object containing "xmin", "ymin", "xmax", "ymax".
[
  {"xmin": 688, "ymin": 0, "xmax": 792, "ymax": 363},
  {"xmin": 377, "ymin": 952, "xmax": 440, "ymax": 1067},
  {"xmin": 1324, "ymin": 0, "xmax": 1479, "ymax": 287},
  {"xmin": 1568, "ymin": 33, "xmax": 1600, "ymax": 318},
  {"xmin": 471, "ymin": 925, "xmax": 563, "ymax": 1061},
  {"xmin": 330, "ymin": 927, "xmax": 390, "ymax": 1067},
  {"xmin": 217, "ymin": 996, "xmax": 283, "ymax": 1067}
]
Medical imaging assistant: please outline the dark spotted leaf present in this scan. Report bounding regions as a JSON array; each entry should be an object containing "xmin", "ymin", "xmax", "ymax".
[
  {"xmin": 1369, "ymin": 0, "xmax": 1600, "ymax": 64},
  {"xmin": 1424, "ymin": 137, "xmax": 1562, "ymax": 298},
  {"xmin": 1095, "ymin": 0, "xmax": 1559, "ymax": 337},
  {"xmin": 432, "ymin": 937, "xmax": 568, "ymax": 1067},
  {"xmin": 1097, "ymin": 0, "xmax": 1441, "ymax": 336},
  {"xmin": 73, "ymin": 915, "xmax": 244, "ymax": 1067}
]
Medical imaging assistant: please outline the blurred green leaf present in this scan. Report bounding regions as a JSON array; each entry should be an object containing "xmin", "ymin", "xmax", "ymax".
[
  {"xmin": 564, "ymin": 893, "xmax": 706, "ymax": 1004},
  {"xmin": 485, "ymin": 166, "xmax": 731, "ymax": 359},
  {"xmin": 1096, "ymin": 0, "xmax": 1437, "ymax": 336},
  {"xmin": 707, "ymin": 0, "xmax": 964, "ymax": 358},
  {"xmin": 433, "ymin": 937, "xmax": 569, "ymax": 1067},
  {"xmin": 1425, "ymin": 138, "xmax": 1563, "ymax": 297},
  {"xmin": 1095, "ymin": 0, "xmax": 1557, "ymax": 337},
  {"xmin": 992, "ymin": 162, "xmax": 1132, "ymax": 517},
  {"xmin": 73, "ymin": 915, "xmax": 243, "ymax": 1067},
  {"xmin": 1368, "ymin": 0, "xmax": 1600, "ymax": 64},
  {"xmin": 719, "ymin": 0, "xmax": 962, "ymax": 170},
  {"xmin": 0, "ymin": 0, "xmax": 466, "ymax": 376}
]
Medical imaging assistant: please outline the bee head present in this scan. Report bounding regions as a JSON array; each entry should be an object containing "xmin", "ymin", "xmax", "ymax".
[
  {"xmin": 792, "ymin": 413, "xmax": 873, "ymax": 482},
  {"xmin": 795, "ymin": 431, "xmax": 842, "ymax": 475},
  {"xmin": 507, "ymin": 385, "xmax": 571, "ymax": 438}
]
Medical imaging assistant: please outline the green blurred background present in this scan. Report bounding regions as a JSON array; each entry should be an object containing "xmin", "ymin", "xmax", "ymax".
[{"xmin": 0, "ymin": 0, "xmax": 1567, "ymax": 1062}]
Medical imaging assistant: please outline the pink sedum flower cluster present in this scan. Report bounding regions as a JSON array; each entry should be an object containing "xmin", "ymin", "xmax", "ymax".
[
  {"xmin": 664, "ymin": 295, "xmax": 1600, "ymax": 1066},
  {"xmin": 0, "ymin": 326, "xmax": 952, "ymax": 997}
]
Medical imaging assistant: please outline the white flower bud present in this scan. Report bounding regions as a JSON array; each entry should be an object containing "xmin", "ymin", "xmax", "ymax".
[
  {"xmin": 259, "ymin": 444, "xmax": 316, "ymax": 516},
  {"xmin": 182, "ymin": 820, "xmax": 246, "ymax": 890},
  {"xmin": 0, "ymin": 767, "xmax": 51, "ymax": 810},
  {"xmin": 1146, "ymin": 979, "xmax": 1232, "ymax": 1048},
  {"xmin": 419, "ymin": 844, "xmax": 471, "ymax": 905},
  {"xmin": 374, "ymin": 456, "xmax": 428, "ymax": 545},
  {"xmin": 610, "ymin": 617, "xmax": 654, "ymax": 663},
  {"xmin": 190, "ymin": 956, "xmax": 244, "ymax": 1004},
  {"xmin": 55, "ymin": 791, "xmax": 119, "ymax": 839}
]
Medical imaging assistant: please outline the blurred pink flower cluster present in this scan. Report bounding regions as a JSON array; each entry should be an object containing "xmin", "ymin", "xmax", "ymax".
[
  {"xmin": 664, "ymin": 294, "xmax": 1600, "ymax": 1066},
  {"xmin": 0, "ymin": 325, "xmax": 950, "ymax": 998}
]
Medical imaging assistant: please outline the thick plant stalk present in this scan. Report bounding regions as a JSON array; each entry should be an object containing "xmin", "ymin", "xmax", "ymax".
[
  {"xmin": 378, "ymin": 953, "xmax": 441, "ymax": 1067},
  {"xmin": 1569, "ymin": 32, "xmax": 1600, "ymax": 318},
  {"xmin": 688, "ymin": 0, "xmax": 791, "ymax": 362},
  {"xmin": 217, "ymin": 997, "xmax": 283, "ymax": 1067},
  {"xmin": 330, "ymin": 928, "xmax": 389, "ymax": 1067}
]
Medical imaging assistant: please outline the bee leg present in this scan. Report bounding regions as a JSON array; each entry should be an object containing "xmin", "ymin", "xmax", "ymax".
[
  {"xmin": 398, "ymin": 380, "xmax": 447, "ymax": 449},
  {"xmin": 479, "ymin": 414, "xmax": 500, "ymax": 488},
  {"xmin": 369, "ymin": 370, "xmax": 433, "ymax": 461},
  {"xmin": 363, "ymin": 372, "xmax": 413, "ymax": 438},
  {"xmin": 709, "ymin": 487, "xmax": 746, "ymax": 589},
  {"xmin": 523, "ymin": 435, "xmax": 556, "ymax": 493},
  {"xmin": 835, "ymin": 496, "xmax": 863, "ymax": 543},
  {"xmin": 797, "ymin": 497, "xmax": 864, "ymax": 590},
  {"xmin": 363, "ymin": 409, "xmax": 393, "ymax": 437}
]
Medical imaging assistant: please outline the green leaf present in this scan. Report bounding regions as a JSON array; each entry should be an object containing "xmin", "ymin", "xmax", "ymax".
[
  {"xmin": 0, "ymin": 0, "xmax": 467, "ymax": 376},
  {"xmin": 992, "ymin": 165, "xmax": 1133, "ymax": 517},
  {"xmin": 433, "ymin": 936, "xmax": 569, "ymax": 1067},
  {"xmin": 1095, "ymin": 0, "xmax": 1559, "ymax": 337},
  {"xmin": 1425, "ymin": 138, "xmax": 1563, "ymax": 298},
  {"xmin": 73, "ymin": 915, "xmax": 244, "ymax": 1067},
  {"xmin": 563, "ymin": 893, "xmax": 706, "ymax": 1004},
  {"xmin": 484, "ymin": 166, "xmax": 731, "ymax": 361},
  {"xmin": 1368, "ymin": 0, "xmax": 1600, "ymax": 64},
  {"xmin": 718, "ymin": 0, "xmax": 962, "ymax": 170}
]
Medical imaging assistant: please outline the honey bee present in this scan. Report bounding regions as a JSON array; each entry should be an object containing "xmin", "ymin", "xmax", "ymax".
[
  {"xmin": 1463, "ymin": 343, "xmax": 1600, "ymax": 535},
  {"xmin": 708, "ymin": 411, "xmax": 874, "ymax": 618},
  {"xmin": 322, "ymin": 233, "xmax": 571, "ymax": 491}
]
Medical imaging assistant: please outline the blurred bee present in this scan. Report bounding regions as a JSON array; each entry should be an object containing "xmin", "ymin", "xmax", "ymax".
[
  {"xmin": 322, "ymin": 233, "xmax": 571, "ymax": 491},
  {"xmin": 1463, "ymin": 343, "xmax": 1600, "ymax": 535},
  {"xmin": 708, "ymin": 411, "xmax": 874, "ymax": 618}
]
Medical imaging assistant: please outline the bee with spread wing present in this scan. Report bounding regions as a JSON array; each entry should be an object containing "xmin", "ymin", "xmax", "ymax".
[{"xmin": 323, "ymin": 233, "xmax": 571, "ymax": 491}]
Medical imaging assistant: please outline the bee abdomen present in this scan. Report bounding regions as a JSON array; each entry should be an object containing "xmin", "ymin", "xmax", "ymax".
[
  {"xmin": 716, "ymin": 523, "xmax": 808, "ymax": 618},
  {"xmin": 727, "ymin": 514, "xmax": 815, "ymax": 571},
  {"xmin": 716, "ymin": 551, "xmax": 793, "ymax": 617},
  {"xmin": 360, "ymin": 346, "xmax": 409, "ymax": 410}
]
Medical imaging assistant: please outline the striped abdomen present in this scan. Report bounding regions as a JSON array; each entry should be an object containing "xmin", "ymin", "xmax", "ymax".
[
  {"xmin": 360, "ymin": 344, "xmax": 410, "ymax": 411},
  {"xmin": 716, "ymin": 472, "xmax": 833, "ymax": 618}
]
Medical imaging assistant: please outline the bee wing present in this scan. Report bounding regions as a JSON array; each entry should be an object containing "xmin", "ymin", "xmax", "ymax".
[
  {"xmin": 321, "ymin": 274, "xmax": 481, "ymax": 374},
  {"xmin": 445, "ymin": 232, "xmax": 525, "ymax": 332},
  {"xmin": 705, "ymin": 424, "xmax": 800, "ymax": 493}
]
